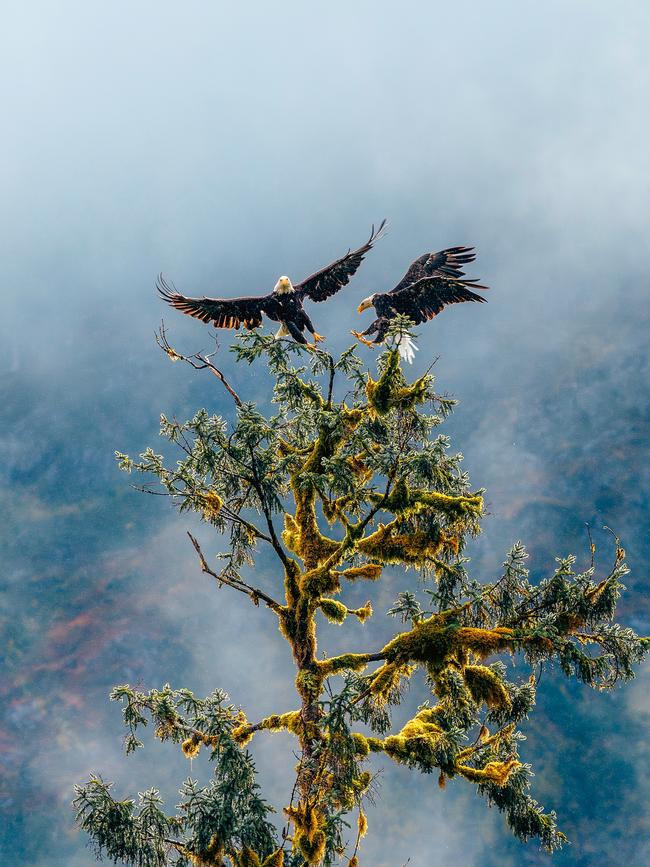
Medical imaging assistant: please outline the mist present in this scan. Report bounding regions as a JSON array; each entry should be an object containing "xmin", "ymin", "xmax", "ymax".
[{"xmin": 1, "ymin": 2, "xmax": 649, "ymax": 865}]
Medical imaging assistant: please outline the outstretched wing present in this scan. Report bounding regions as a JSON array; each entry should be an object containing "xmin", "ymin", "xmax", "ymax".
[
  {"xmin": 390, "ymin": 246, "xmax": 476, "ymax": 294},
  {"xmin": 387, "ymin": 275, "xmax": 488, "ymax": 325},
  {"xmin": 295, "ymin": 219, "xmax": 387, "ymax": 303},
  {"xmin": 157, "ymin": 274, "xmax": 268, "ymax": 329}
]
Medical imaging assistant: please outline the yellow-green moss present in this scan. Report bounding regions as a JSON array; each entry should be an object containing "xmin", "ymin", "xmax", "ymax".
[
  {"xmin": 340, "ymin": 563, "xmax": 383, "ymax": 582},
  {"xmin": 368, "ymin": 662, "xmax": 415, "ymax": 703},
  {"xmin": 197, "ymin": 489, "xmax": 224, "ymax": 522},
  {"xmin": 282, "ymin": 558, "xmax": 302, "ymax": 609},
  {"xmin": 281, "ymin": 514, "xmax": 302, "ymax": 557},
  {"xmin": 585, "ymin": 577, "xmax": 610, "ymax": 604},
  {"xmin": 232, "ymin": 711, "xmax": 254, "ymax": 747},
  {"xmin": 352, "ymin": 770, "xmax": 372, "ymax": 793},
  {"xmin": 277, "ymin": 438, "xmax": 312, "ymax": 457},
  {"xmin": 380, "ymin": 617, "xmax": 454, "ymax": 665},
  {"xmin": 381, "ymin": 618, "xmax": 521, "ymax": 670},
  {"xmin": 455, "ymin": 626, "xmax": 520, "ymax": 658},
  {"xmin": 283, "ymin": 506, "xmax": 340, "ymax": 568},
  {"xmin": 259, "ymin": 711, "xmax": 302, "ymax": 735},
  {"xmin": 431, "ymin": 668, "xmax": 474, "ymax": 722},
  {"xmin": 414, "ymin": 489, "xmax": 483, "ymax": 517},
  {"xmin": 358, "ymin": 810, "xmax": 368, "ymax": 839},
  {"xmin": 297, "ymin": 378, "xmax": 324, "ymax": 405},
  {"xmin": 284, "ymin": 802, "xmax": 327, "ymax": 866},
  {"xmin": 381, "ymin": 708, "xmax": 445, "ymax": 766},
  {"xmin": 154, "ymin": 720, "xmax": 176, "ymax": 741},
  {"xmin": 321, "ymin": 497, "xmax": 340, "ymax": 524},
  {"xmin": 319, "ymin": 598, "xmax": 348, "ymax": 624},
  {"xmin": 350, "ymin": 601, "xmax": 373, "ymax": 623},
  {"xmin": 351, "ymin": 732, "xmax": 370, "ymax": 757},
  {"xmin": 235, "ymin": 846, "xmax": 262, "ymax": 867},
  {"xmin": 365, "ymin": 351, "xmax": 430, "ymax": 416},
  {"xmin": 296, "ymin": 669, "xmax": 321, "ymax": 701},
  {"xmin": 182, "ymin": 736, "xmax": 201, "ymax": 759},
  {"xmin": 234, "ymin": 847, "xmax": 284, "ymax": 867},
  {"xmin": 316, "ymin": 653, "xmax": 371, "ymax": 678},
  {"xmin": 456, "ymin": 759, "xmax": 521, "ymax": 787},
  {"xmin": 555, "ymin": 612, "xmax": 588, "ymax": 634},
  {"xmin": 294, "ymin": 830, "xmax": 326, "ymax": 866},
  {"xmin": 341, "ymin": 406, "xmax": 364, "ymax": 429},
  {"xmin": 457, "ymin": 724, "xmax": 515, "ymax": 764},
  {"xmin": 261, "ymin": 851, "xmax": 284, "ymax": 867},
  {"xmin": 302, "ymin": 564, "xmax": 341, "ymax": 596},
  {"xmin": 375, "ymin": 480, "xmax": 483, "ymax": 521},
  {"xmin": 346, "ymin": 453, "xmax": 373, "ymax": 482},
  {"xmin": 232, "ymin": 725, "xmax": 255, "ymax": 747},
  {"xmin": 261, "ymin": 708, "xmax": 319, "ymax": 742},
  {"xmin": 463, "ymin": 665, "xmax": 512, "ymax": 710},
  {"xmin": 356, "ymin": 521, "xmax": 448, "ymax": 567},
  {"xmin": 186, "ymin": 834, "xmax": 224, "ymax": 866}
]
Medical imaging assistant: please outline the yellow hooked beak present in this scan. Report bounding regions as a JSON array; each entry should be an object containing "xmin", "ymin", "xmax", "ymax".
[{"xmin": 357, "ymin": 297, "xmax": 373, "ymax": 314}]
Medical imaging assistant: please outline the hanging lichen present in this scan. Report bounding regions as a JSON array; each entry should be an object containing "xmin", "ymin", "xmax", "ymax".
[
  {"xmin": 463, "ymin": 665, "xmax": 512, "ymax": 710},
  {"xmin": 356, "ymin": 521, "xmax": 450, "ymax": 566},
  {"xmin": 284, "ymin": 802, "xmax": 327, "ymax": 866},
  {"xmin": 339, "ymin": 563, "xmax": 383, "ymax": 583},
  {"xmin": 373, "ymin": 478, "xmax": 484, "ymax": 521},
  {"xmin": 368, "ymin": 662, "xmax": 416, "ymax": 704}
]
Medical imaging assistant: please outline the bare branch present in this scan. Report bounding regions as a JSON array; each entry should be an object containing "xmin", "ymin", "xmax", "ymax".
[
  {"xmin": 245, "ymin": 443, "xmax": 293, "ymax": 572},
  {"xmin": 187, "ymin": 532, "xmax": 284, "ymax": 613},
  {"xmin": 156, "ymin": 322, "xmax": 243, "ymax": 407}
]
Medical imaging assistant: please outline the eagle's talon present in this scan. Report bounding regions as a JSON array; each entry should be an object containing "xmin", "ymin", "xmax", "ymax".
[
  {"xmin": 351, "ymin": 330, "xmax": 375, "ymax": 348},
  {"xmin": 312, "ymin": 332, "xmax": 326, "ymax": 343}
]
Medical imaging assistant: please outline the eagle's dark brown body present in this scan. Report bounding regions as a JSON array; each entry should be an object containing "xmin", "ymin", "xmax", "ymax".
[
  {"xmin": 158, "ymin": 221, "xmax": 386, "ymax": 346},
  {"xmin": 354, "ymin": 245, "xmax": 488, "ymax": 356}
]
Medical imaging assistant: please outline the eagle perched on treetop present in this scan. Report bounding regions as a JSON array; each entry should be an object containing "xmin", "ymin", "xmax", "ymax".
[
  {"xmin": 353, "ymin": 245, "xmax": 488, "ymax": 362},
  {"xmin": 158, "ymin": 220, "xmax": 386, "ymax": 347}
]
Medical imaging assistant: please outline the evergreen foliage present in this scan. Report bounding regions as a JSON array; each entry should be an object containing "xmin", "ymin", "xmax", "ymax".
[{"xmin": 75, "ymin": 320, "xmax": 649, "ymax": 865}]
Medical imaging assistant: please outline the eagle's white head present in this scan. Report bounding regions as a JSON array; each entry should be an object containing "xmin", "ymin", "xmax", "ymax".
[
  {"xmin": 357, "ymin": 294, "xmax": 375, "ymax": 313},
  {"xmin": 274, "ymin": 276, "xmax": 294, "ymax": 295}
]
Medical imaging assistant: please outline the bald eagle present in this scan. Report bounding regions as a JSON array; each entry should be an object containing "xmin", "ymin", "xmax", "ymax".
[
  {"xmin": 158, "ymin": 221, "xmax": 386, "ymax": 347},
  {"xmin": 352, "ymin": 246, "xmax": 488, "ymax": 362}
]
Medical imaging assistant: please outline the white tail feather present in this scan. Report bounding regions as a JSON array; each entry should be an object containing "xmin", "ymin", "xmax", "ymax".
[{"xmin": 397, "ymin": 334, "xmax": 419, "ymax": 364}]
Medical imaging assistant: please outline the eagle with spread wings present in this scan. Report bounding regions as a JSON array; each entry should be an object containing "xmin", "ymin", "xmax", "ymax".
[
  {"xmin": 158, "ymin": 221, "xmax": 386, "ymax": 347},
  {"xmin": 352, "ymin": 245, "xmax": 488, "ymax": 362}
]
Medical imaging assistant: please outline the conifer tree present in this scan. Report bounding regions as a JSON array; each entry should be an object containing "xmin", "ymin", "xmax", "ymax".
[{"xmin": 74, "ymin": 318, "xmax": 649, "ymax": 866}]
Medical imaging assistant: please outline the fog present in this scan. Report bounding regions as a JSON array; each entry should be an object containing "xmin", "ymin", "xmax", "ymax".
[{"xmin": 1, "ymin": 2, "xmax": 649, "ymax": 865}]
